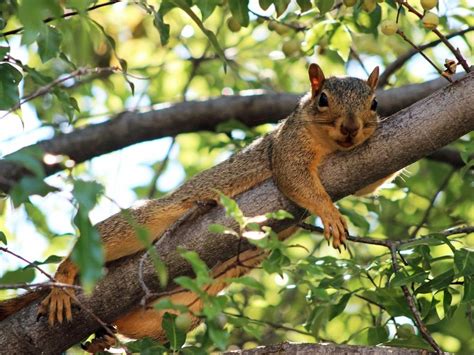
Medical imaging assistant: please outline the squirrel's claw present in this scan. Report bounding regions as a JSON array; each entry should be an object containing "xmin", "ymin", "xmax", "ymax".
[{"xmin": 37, "ymin": 288, "xmax": 74, "ymax": 326}]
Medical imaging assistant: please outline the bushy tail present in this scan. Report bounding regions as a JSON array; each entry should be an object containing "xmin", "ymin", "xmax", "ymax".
[{"xmin": 0, "ymin": 290, "xmax": 45, "ymax": 321}]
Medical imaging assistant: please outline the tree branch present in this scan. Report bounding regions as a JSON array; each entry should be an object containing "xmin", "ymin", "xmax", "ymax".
[
  {"xmin": 0, "ymin": 73, "xmax": 469, "ymax": 193},
  {"xmin": 0, "ymin": 71, "xmax": 472, "ymax": 354}
]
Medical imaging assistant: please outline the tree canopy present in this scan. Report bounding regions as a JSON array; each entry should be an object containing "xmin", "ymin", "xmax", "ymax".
[{"xmin": 0, "ymin": 0, "xmax": 472, "ymax": 353}]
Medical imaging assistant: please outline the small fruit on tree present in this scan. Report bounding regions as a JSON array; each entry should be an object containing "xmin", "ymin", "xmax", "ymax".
[
  {"xmin": 362, "ymin": 0, "xmax": 377, "ymax": 13},
  {"xmin": 343, "ymin": 0, "xmax": 357, "ymax": 6},
  {"xmin": 422, "ymin": 12, "xmax": 439, "ymax": 29},
  {"xmin": 282, "ymin": 39, "xmax": 300, "ymax": 56},
  {"xmin": 175, "ymin": 313, "xmax": 192, "ymax": 331},
  {"xmin": 380, "ymin": 20, "xmax": 398, "ymax": 35},
  {"xmin": 227, "ymin": 17, "xmax": 241, "ymax": 32},
  {"xmin": 421, "ymin": 0, "xmax": 437, "ymax": 11}
]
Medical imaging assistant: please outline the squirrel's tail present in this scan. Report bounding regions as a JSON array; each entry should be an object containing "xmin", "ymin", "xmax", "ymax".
[{"xmin": 0, "ymin": 290, "xmax": 44, "ymax": 321}]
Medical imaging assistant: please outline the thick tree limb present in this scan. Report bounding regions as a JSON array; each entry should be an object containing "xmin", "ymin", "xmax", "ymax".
[
  {"xmin": 225, "ymin": 342, "xmax": 435, "ymax": 354},
  {"xmin": 0, "ymin": 73, "xmax": 467, "ymax": 193},
  {"xmin": 0, "ymin": 72, "xmax": 472, "ymax": 353}
]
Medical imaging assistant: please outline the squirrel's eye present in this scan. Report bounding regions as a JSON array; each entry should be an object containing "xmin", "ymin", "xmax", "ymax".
[
  {"xmin": 318, "ymin": 93, "xmax": 328, "ymax": 107},
  {"xmin": 370, "ymin": 98, "xmax": 378, "ymax": 111}
]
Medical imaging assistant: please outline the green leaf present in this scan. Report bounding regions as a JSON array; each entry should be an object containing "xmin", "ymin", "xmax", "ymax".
[
  {"xmin": 154, "ymin": 8, "xmax": 170, "ymax": 46},
  {"xmin": 454, "ymin": 249, "xmax": 474, "ymax": 277},
  {"xmin": 208, "ymin": 223, "xmax": 238, "ymax": 236},
  {"xmin": 18, "ymin": 0, "xmax": 62, "ymax": 44},
  {"xmin": 274, "ymin": 0, "xmax": 291, "ymax": 17},
  {"xmin": 228, "ymin": 0, "xmax": 249, "ymax": 27},
  {"xmin": 65, "ymin": 0, "xmax": 94, "ymax": 12},
  {"xmin": 0, "ymin": 46, "xmax": 9, "ymax": 58},
  {"xmin": 162, "ymin": 312, "xmax": 186, "ymax": 350},
  {"xmin": 259, "ymin": 0, "xmax": 273, "ymax": 11},
  {"xmin": 316, "ymin": 0, "xmax": 334, "ymax": 14},
  {"xmin": 24, "ymin": 255, "xmax": 62, "ymax": 269},
  {"xmin": 37, "ymin": 25, "xmax": 62, "ymax": 62},
  {"xmin": 126, "ymin": 337, "xmax": 167, "ymax": 354},
  {"xmin": 339, "ymin": 207, "xmax": 370, "ymax": 233},
  {"xmin": 71, "ymin": 180, "xmax": 105, "ymax": 291},
  {"xmin": 416, "ymin": 269, "xmax": 454, "ymax": 294},
  {"xmin": 0, "ymin": 63, "xmax": 22, "ymax": 110},
  {"xmin": 297, "ymin": 0, "xmax": 312, "ymax": 12},
  {"xmin": 0, "ymin": 231, "xmax": 7, "ymax": 245},
  {"xmin": 154, "ymin": 298, "xmax": 189, "ymax": 313},
  {"xmin": 208, "ymin": 321, "xmax": 229, "ymax": 350},
  {"xmin": 225, "ymin": 276, "xmax": 265, "ymax": 293},
  {"xmin": 179, "ymin": 249, "xmax": 211, "ymax": 286},
  {"xmin": 329, "ymin": 293, "xmax": 351, "ymax": 320},
  {"xmin": 218, "ymin": 193, "xmax": 245, "ymax": 227},
  {"xmin": 195, "ymin": 0, "xmax": 219, "ymax": 21},
  {"xmin": 328, "ymin": 24, "xmax": 352, "ymax": 61},
  {"xmin": 10, "ymin": 177, "xmax": 56, "ymax": 208},
  {"xmin": 265, "ymin": 210, "xmax": 294, "ymax": 220},
  {"xmin": 175, "ymin": 276, "xmax": 205, "ymax": 295},
  {"xmin": 462, "ymin": 275, "xmax": 474, "ymax": 303},
  {"xmin": 390, "ymin": 270, "xmax": 429, "ymax": 287},
  {"xmin": 5, "ymin": 147, "xmax": 45, "ymax": 178},
  {"xmin": 383, "ymin": 334, "xmax": 432, "ymax": 350},
  {"xmin": 0, "ymin": 267, "xmax": 35, "ymax": 284}
]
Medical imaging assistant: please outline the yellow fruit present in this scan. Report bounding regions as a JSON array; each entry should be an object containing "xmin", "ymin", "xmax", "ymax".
[
  {"xmin": 420, "ymin": 0, "xmax": 437, "ymax": 10},
  {"xmin": 422, "ymin": 12, "xmax": 439, "ymax": 29},
  {"xmin": 227, "ymin": 17, "xmax": 241, "ymax": 32},
  {"xmin": 362, "ymin": 0, "xmax": 377, "ymax": 13},
  {"xmin": 380, "ymin": 19, "xmax": 398, "ymax": 35},
  {"xmin": 343, "ymin": 0, "xmax": 357, "ymax": 6},
  {"xmin": 282, "ymin": 39, "xmax": 300, "ymax": 56}
]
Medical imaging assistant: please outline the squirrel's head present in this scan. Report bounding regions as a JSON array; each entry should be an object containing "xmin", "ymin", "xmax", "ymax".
[{"xmin": 303, "ymin": 63, "xmax": 379, "ymax": 151}]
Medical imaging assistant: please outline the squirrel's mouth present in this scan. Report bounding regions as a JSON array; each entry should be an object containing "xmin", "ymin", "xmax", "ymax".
[{"xmin": 336, "ymin": 139, "xmax": 355, "ymax": 148}]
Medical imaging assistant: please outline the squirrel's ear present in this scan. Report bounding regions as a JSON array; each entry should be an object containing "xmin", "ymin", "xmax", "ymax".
[
  {"xmin": 367, "ymin": 66, "xmax": 379, "ymax": 90},
  {"xmin": 308, "ymin": 63, "xmax": 325, "ymax": 97}
]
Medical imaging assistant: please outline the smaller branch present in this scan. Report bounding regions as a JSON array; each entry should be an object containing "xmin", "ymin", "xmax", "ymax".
[
  {"xmin": 0, "ymin": 246, "xmax": 122, "ymax": 349},
  {"xmin": 396, "ymin": 30, "xmax": 451, "ymax": 82},
  {"xmin": 0, "ymin": 282, "xmax": 82, "ymax": 290},
  {"xmin": 0, "ymin": 0, "xmax": 122, "ymax": 37},
  {"xmin": 379, "ymin": 26, "xmax": 474, "ymax": 87},
  {"xmin": 395, "ymin": 0, "xmax": 470, "ymax": 73},
  {"xmin": 1, "ymin": 66, "xmax": 119, "ymax": 120},
  {"xmin": 389, "ymin": 246, "xmax": 442, "ymax": 354},
  {"xmin": 410, "ymin": 169, "xmax": 455, "ymax": 237},
  {"xmin": 223, "ymin": 311, "xmax": 315, "ymax": 338}
]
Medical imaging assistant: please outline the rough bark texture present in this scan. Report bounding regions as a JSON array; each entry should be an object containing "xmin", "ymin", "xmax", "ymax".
[
  {"xmin": 0, "ymin": 72, "xmax": 472, "ymax": 353},
  {"xmin": 225, "ymin": 342, "xmax": 435, "ymax": 354},
  {"xmin": 0, "ymin": 73, "xmax": 466, "ymax": 193}
]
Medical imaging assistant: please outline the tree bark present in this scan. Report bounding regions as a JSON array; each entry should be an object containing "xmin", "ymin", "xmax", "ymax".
[
  {"xmin": 0, "ymin": 72, "xmax": 472, "ymax": 353},
  {"xmin": 0, "ymin": 73, "xmax": 467, "ymax": 193},
  {"xmin": 225, "ymin": 342, "xmax": 436, "ymax": 354}
]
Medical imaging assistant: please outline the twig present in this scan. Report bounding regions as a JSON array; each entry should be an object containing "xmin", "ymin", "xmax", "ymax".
[
  {"xmin": 0, "ymin": 246, "xmax": 124, "ymax": 351},
  {"xmin": 223, "ymin": 311, "xmax": 315, "ymax": 338},
  {"xmin": 0, "ymin": 0, "xmax": 122, "ymax": 37},
  {"xmin": 1, "ymin": 66, "xmax": 119, "ymax": 120},
  {"xmin": 410, "ymin": 169, "xmax": 455, "ymax": 237},
  {"xmin": 147, "ymin": 137, "xmax": 176, "ymax": 198},
  {"xmin": 396, "ymin": 30, "xmax": 451, "ymax": 82},
  {"xmin": 0, "ymin": 282, "xmax": 82, "ymax": 290},
  {"xmin": 379, "ymin": 26, "xmax": 474, "ymax": 87},
  {"xmin": 394, "ymin": 0, "xmax": 470, "ymax": 73},
  {"xmin": 389, "ymin": 245, "xmax": 442, "ymax": 353}
]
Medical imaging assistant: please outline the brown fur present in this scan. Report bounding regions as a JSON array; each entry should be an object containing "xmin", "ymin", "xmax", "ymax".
[{"xmin": 1, "ymin": 64, "xmax": 392, "ymax": 350}]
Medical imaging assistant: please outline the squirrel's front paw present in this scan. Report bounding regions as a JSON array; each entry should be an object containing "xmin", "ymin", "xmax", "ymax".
[
  {"xmin": 37, "ymin": 288, "xmax": 74, "ymax": 325},
  {"xmin": 320, "ymin": 207, "xmax": 348, "ymax": 250}
]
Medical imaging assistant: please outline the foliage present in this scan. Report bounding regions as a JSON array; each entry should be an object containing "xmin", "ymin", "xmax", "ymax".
[{"xmin": 0, "ymin": 0, "xmax": 472, "ymax": 353}]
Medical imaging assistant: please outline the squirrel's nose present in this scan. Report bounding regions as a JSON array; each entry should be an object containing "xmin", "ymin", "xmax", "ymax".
[{"xmin": 340, "ymin": 122, "xmax": 360, "ymax": 137}]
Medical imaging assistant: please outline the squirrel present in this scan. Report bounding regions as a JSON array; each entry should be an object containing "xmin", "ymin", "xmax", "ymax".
[{"xmin": 0, "ymin": 63, "xmax": 388, "ymax": 350}]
